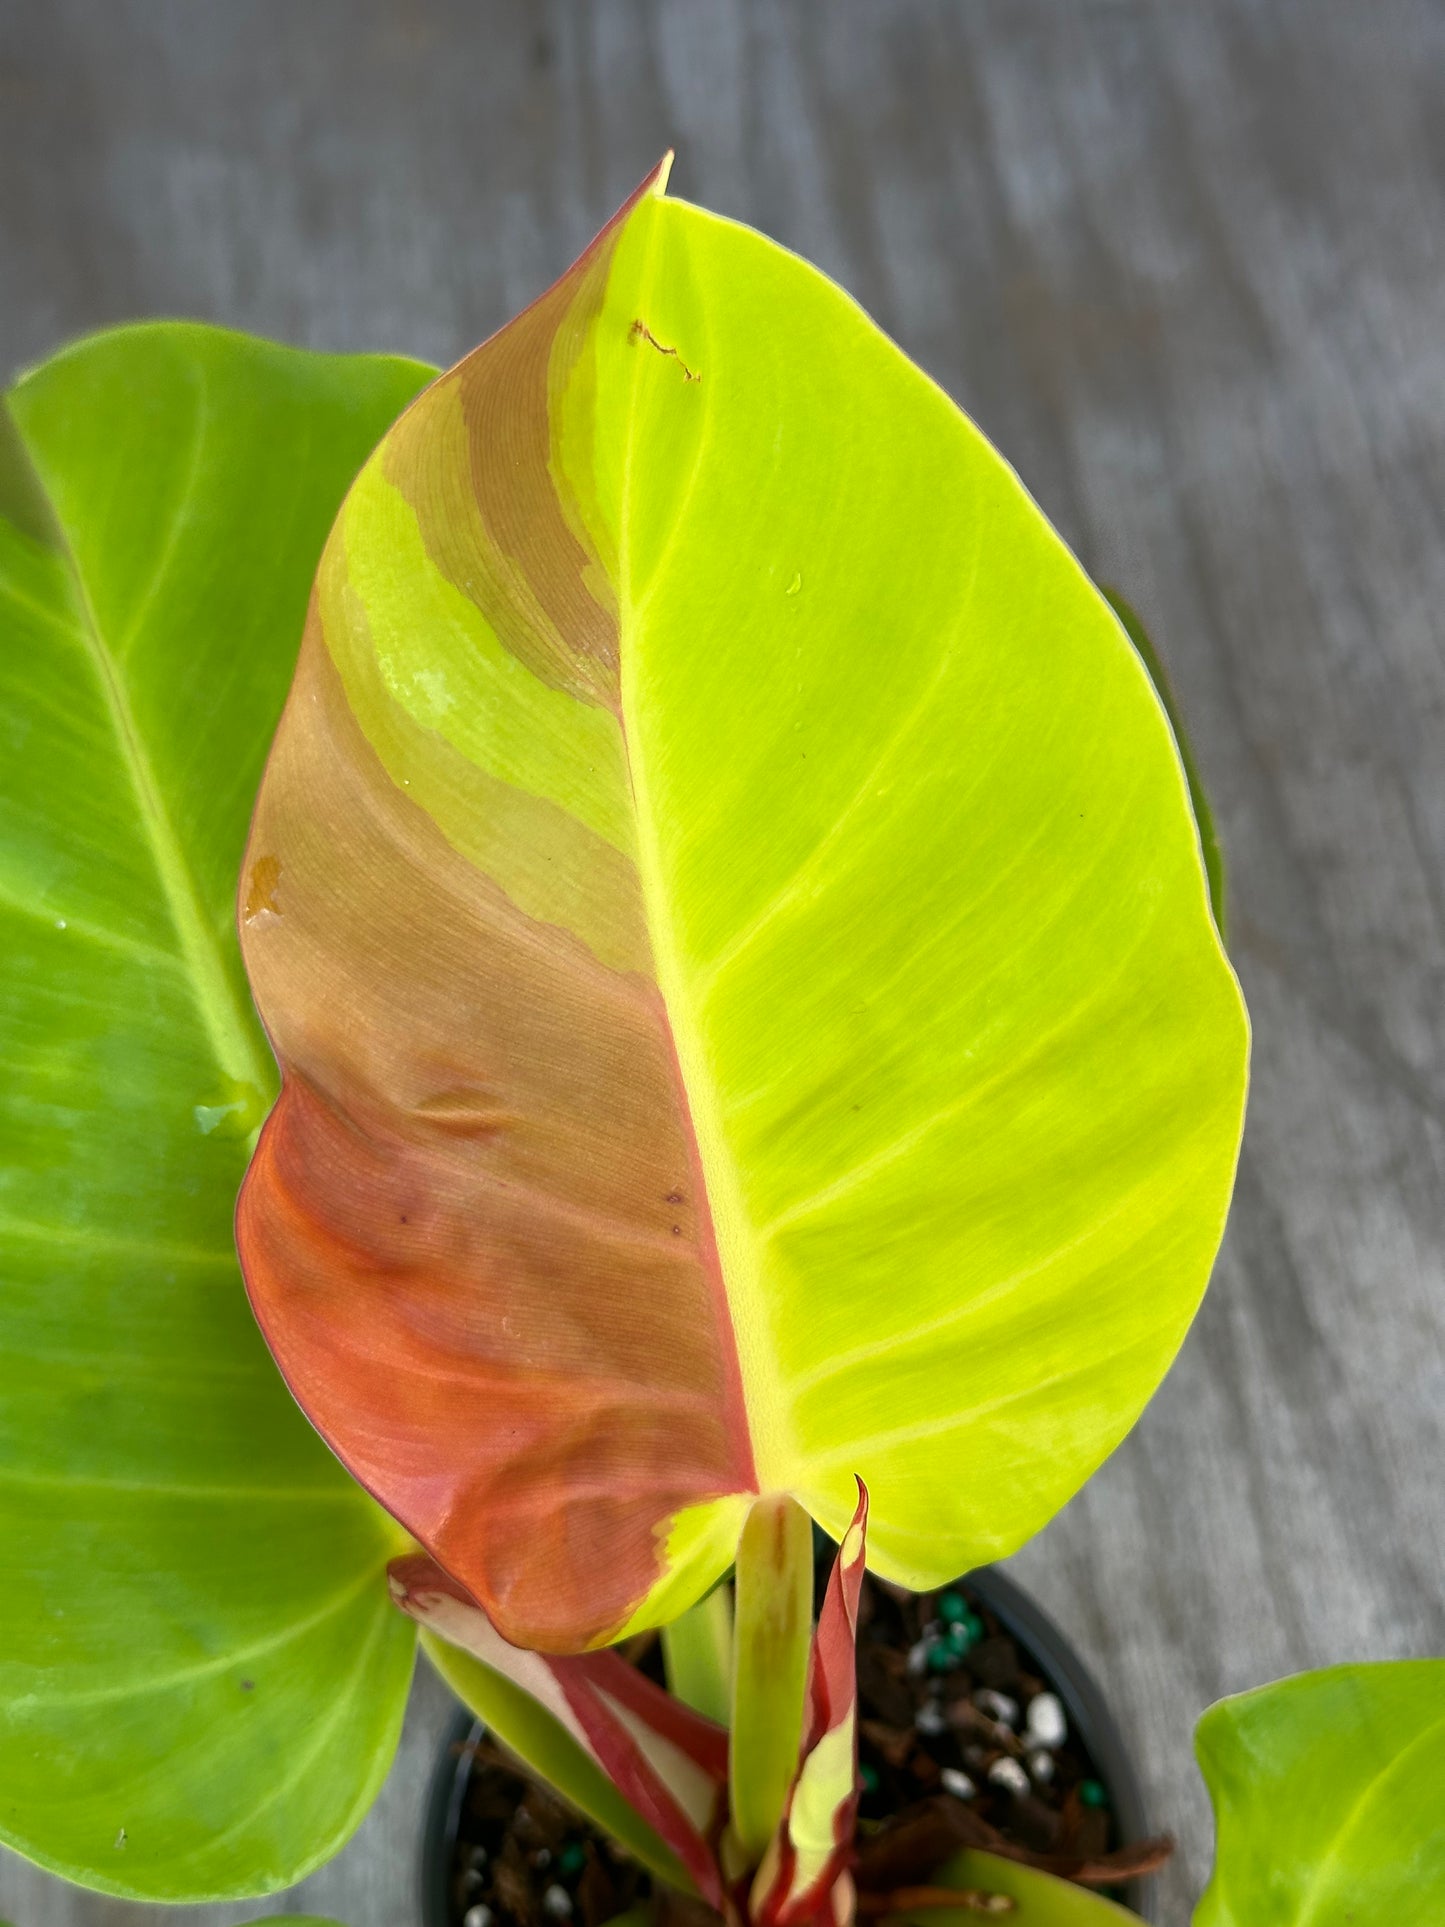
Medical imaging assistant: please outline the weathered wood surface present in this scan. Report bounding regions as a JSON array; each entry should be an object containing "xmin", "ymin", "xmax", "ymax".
[{"xmin": 2, "ymin": 2, "xmax": 1442, "ymax": 1921}]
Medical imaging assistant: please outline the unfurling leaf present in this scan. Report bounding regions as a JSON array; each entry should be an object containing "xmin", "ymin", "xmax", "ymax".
[
  {"xmin": 237, "ymin": 159, "xmax": 1248, "ymax": 1654},
  {"xmin": 750, "ymin": 1483, "xmax": 869, "ymax": 1927},
  {"xmin": 727, "ymin": 1493, "xmax": 816, "ymax": 1868},
  {"xmin": 1195, "ymin": 1660, "xmax": 1445, "ymax": 1926}
]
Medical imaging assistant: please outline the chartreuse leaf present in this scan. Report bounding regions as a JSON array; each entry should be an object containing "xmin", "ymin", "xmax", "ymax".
[
  {"xmin": 0, "ymin": 325, "xmax": 431, "ymax": 1898},
  {"xmin": 237, "ymin": 161, "xmax": 1249, "ymax": 1655},
  {"xmin": 662, "ymin": 1582, "xmax": 735, "ymax": 1726},
  {"xmin": 1195, "ymin": 1660, "xmax": 1445, "ymax": 1926}
]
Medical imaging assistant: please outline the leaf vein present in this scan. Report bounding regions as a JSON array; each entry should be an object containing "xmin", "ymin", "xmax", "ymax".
[
  {"xmin": 4, "ymin": 1567, "xmax": 385, "ymax": 1712},
  {"xmin": 7, "ymin": 389, "xmax": 274, "ymax": 1099}
]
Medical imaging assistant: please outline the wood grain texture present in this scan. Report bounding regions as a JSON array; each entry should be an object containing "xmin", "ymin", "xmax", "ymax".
[{"xmin": 2, "ymin": 2, "xmax": 1442, "ymax": 1922}]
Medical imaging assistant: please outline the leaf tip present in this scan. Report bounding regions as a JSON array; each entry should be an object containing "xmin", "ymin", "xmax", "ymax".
[{"xmin": 841, "ymin": 1481, "xmax": 869, "ymax": 1568}]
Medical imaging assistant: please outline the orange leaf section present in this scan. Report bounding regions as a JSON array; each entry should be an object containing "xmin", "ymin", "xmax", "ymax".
[{"xmin": 236, "ymin": 162, "xmax": 756, "ymax": 1651}]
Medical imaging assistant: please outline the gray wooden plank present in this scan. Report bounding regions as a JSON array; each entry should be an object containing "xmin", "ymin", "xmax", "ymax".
[{"xmin": 2, "ymin": 3, "xmax": 1443, "ymax": 1924}]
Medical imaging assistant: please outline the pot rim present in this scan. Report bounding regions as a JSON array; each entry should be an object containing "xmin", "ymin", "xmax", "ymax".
[{"xmin": 420, "ymin": 1563, "xmax": 1158, "ymax": 1926}]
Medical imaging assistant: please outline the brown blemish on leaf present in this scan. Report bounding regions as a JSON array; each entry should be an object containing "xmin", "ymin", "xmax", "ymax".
[
  {"xmin": 632, "ymin": 319, "xmax": 700, "ymax": 382},
  {"xmin": 412, "ymin": 1088, "xmax": 516, "ymax": 1136},
  {"xmin": 243, "ymin": 854, "xmax": 282, "ymax": 922}
]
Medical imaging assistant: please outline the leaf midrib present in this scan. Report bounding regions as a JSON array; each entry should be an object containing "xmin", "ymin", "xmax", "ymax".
[
  {"xmin": 5, "ymin": 393, "xmax": 273, "ymax": 1103},
  {"xmin": 613, "ymin": 201, "xmax": 792, "ymax": 1495}
]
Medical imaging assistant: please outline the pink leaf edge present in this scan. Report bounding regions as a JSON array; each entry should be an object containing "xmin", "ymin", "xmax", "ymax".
[{"xmin": 391, "ymin": 1552, "xmax": 728, "ymax": 1904}]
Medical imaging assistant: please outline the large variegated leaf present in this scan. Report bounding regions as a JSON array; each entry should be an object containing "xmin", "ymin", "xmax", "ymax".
[
  {"xmin": 1195, "ymin": 1661, "xmax": 1445, "ymax": 1925},
  {"xmin": 237, "ymin": 161, "xmax": 1248, "ymax": 1652},
  {"xmin": 0, "ymin": 325, "xmax": 429, "ymax": 1897}
]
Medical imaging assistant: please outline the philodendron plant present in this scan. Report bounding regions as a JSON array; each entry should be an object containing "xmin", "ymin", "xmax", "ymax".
[
  {"xmin": 0, "ymin": 156, "xmax": 1255, "ymax": 1915},
  {"xmin": 232, "ymin": 154, "xmax": 1243, "ymax": 1917}
]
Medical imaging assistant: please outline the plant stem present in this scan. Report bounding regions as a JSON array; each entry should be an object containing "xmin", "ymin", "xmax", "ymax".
[
  {"xmin": 725, "ymin": 1492, "xmax": 814, "ymax": 1869},
  {"xmin": 661, "ymin": 1583, "xmax": 735, "ymax": 1725}
]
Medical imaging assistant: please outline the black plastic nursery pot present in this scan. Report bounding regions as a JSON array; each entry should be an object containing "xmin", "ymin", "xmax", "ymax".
[
  {"xmin": 423, "ymin": 1564, "xmax": 1163, "ymax": 1927},
  {"xmin": 421, "ymin": 1565, "xmax": 1159, "ymax": 1927}
]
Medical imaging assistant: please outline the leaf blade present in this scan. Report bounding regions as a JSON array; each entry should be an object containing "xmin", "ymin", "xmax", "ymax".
[
  {"xmin": 609, "ymin": 197, "xmax": 1249, "ymax": 1578},
  {"xmin": 239, "ymin": 164, "xmax": 759, "ymax": 1654},
  {"xmin": 1195, "ymin": 1661, "xmax": 1445, "ymax": 1926},
  {"xmin": 0, "ymin": 324, "xmax": 431, "ymax": 1899}
]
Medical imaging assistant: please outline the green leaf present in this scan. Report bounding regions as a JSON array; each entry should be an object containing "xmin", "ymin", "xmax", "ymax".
[
  {"xmin": 237, "ymin": 168, "xmax": 1249, "ymax": 1652},
  {"xmin": 0, "ymin": 323, "xmax": 432, "ymax": 1898},
  {"xmin": 1195, "ymin": 1660, "xmax": 1445, "ymax": 1926},
  {"xmin": 661, "ymin": 1582, "xmax": 734, "ymax": 1726},
  {"xmin": 1102, "ymin": 588, "xmax": 1226, "ymax": 938},
  {"xmin": 886, "ymin": 1849, "xmax": 1142, "ymax": 1921}
]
